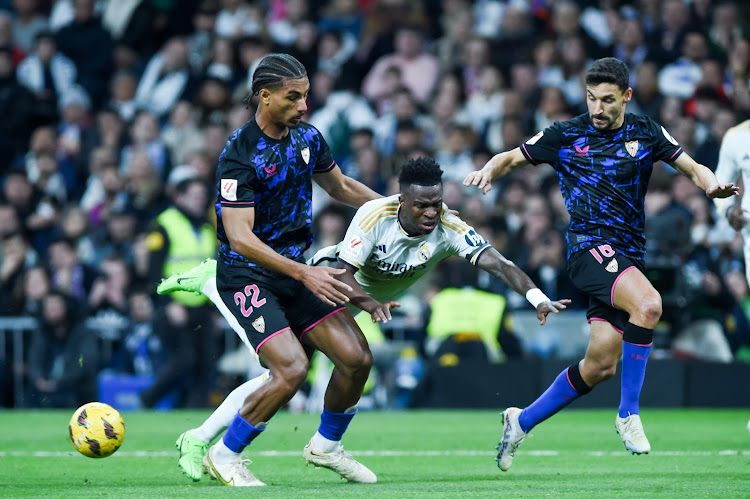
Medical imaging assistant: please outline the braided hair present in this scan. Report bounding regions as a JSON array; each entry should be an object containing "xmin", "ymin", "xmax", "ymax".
[{"xmin": 245, "ymin": 53, "xmax": 307, "ymax": 107}]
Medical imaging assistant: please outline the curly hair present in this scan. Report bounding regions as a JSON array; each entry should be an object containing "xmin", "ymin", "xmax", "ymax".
[{"xmin": 398, "ymin": 156, "xmax": 443, "ymax": 188}]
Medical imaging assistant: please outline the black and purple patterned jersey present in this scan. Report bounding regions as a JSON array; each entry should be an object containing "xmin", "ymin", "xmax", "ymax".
[
  {"xmin": 215, "ymin": 118, "xmax": 335, "ymax": 267},
  {"xmin": 520, "ymin": 113, "xmax": 683, "ymax": 263}
]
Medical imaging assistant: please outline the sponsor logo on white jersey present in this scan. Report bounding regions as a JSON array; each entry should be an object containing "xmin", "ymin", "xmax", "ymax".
[{"xmin": 221, "ymin": 178, "xmax": 238, "ymax": 201}]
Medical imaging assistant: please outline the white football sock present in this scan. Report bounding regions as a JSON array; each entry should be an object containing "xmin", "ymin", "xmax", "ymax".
[
  {"xmin": 311, "ymin": 431, "xmax": 340, "ymax": 453},
  {"xmin": 192, "ymin": 372, "xmax": 270, "ymax": 443},
  {"xmin": 212, "ymin": 438, "xmax": 242, "ymax": 464}
]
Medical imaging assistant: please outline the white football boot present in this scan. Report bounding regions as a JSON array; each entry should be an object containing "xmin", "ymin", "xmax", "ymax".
[
  {"xmin": 615, "ymin": 414, "xmax": 651, "ymax": 455},
  {"xmin": 303, "ymin": 438, "xmax": 377, "ymax": 483},
  {"xmin": 202, "ymin": 446, "xmax": 266, "ymax": 486},
  {"xmin": 496, "ymin": 407, "xmax": 528, "ymax": 471}
]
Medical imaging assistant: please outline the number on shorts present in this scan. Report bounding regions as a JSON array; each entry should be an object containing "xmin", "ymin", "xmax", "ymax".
[
  {"xmin": 588, "ymin": 244, "xmax": 615, "ymax": 264},
  {"xmin": 233, "ymin": 284, "xmax": 267, "ymax": 317}
]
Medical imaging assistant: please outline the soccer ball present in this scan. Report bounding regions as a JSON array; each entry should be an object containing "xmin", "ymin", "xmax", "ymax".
[{"xmin": 68, "ymin": 402, "xmax": 125, "ymax": 458}]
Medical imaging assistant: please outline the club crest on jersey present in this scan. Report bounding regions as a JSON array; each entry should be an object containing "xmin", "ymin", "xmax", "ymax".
[
  {"xmin": 625, "ymin": 140, "xmax": 639, "ymax": 157},
  {"xmin": 301, "ymin": 147, "xmax": 310, "ymax": 164},
  {"xmin": 418, "ymin": 243, "xmax": 431, "ymax": 262},
  {"xmin": 606, "ymin": 258, "xmax": 618, "ymax": 273},
  {"xmin": 252, "ymin": 316, "xmax": 265, "ymax": 333}
]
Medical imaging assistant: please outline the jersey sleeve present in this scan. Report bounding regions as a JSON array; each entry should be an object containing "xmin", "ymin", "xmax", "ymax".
[
  {"xmin": 519, "ymin": 122, "xmax": 565, "ymax": 166},
  {"xmin": 217, "ymin": 153, "xmax": 257, "ymax": 207},
  {"xmin": 312, "ymin": 128, "xmax": 335, "ymax": 174},
  {"xmin": 648, "ymin": 118, "xmax": 683, "ymax": 163},
  {"xmin": 441, "ymin": 212, "xmax": 492, "ymax": 265},
  {"xmin": 337, "ymin": 204, "xmax": 377, "ymax": 269}
]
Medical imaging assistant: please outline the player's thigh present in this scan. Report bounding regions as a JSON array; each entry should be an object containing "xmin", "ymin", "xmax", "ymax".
[
  {"xmin": 567, "ymin": 245, "xmax": 644, "ymax": 310},
  {"xmin": 611, "ymin": 266, "xmax": 661, "ymax": 317},
  {"xmin": 216, "ymin": 265, "xmax": 299, "ymax": 356},
  {"xmin": 286, "ymin": 285, "xmax": 370, "ymax": 366}
]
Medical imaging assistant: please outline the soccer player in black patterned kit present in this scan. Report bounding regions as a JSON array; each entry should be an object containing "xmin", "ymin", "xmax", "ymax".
[
  {"xmin": 465, "ymin": 57, "xmax": 739, "ymax": 471},
  {"xmin": 201, "ymin": 54, "xmax": 381, "ymax": 486}
]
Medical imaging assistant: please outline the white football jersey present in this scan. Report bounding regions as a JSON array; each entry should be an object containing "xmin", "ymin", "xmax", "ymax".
[
  {"xmin": 714, "ymin": 120, "xmax": 750, "ymax": 217},
  {"xmin": 308, "ymin": 195, "xmax": 491, "ymax": 303}
]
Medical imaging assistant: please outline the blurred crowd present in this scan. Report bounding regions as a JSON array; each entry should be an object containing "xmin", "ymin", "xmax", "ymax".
[{"xmin": 1, "ymin": 0, "xmax": 750, "ymax": 409}]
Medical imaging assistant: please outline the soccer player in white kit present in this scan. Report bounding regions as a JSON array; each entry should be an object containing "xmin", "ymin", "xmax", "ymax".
[
  {"xmin": 714, "ymin": 118, "xmax": 750, "ymax": 285},
  {"xmin": 161, "ymin": 157, "xmax": 570, "ymax": 481}
]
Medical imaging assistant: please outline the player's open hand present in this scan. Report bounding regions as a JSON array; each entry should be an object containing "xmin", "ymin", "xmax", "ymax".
[
  {"xmin": 463, "ymin": 168, "xmax": 494, "ymax": 195},
  {"xmin": 706, "ymin": 182, "xmax": 740, "ymax": 199},
  {"xmin": 367, "ymin": 300, "xmax": 401, "ymax": 323},
  {"xmin": 536, "ymin": 299, "xmax": 572, "ymax": 325},
  {"xmin": 299, "ymin": 266, "xmax": 352, "ymax": 306}
]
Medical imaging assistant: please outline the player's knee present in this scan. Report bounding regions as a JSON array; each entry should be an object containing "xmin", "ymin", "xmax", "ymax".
[
  {"xmin": 272, "ymin": 358, "xmax": 309, "ymax": 395},
  {"xmin": 337, "ymin": 343, "xmax": 373, "ymax": 377},
  {"xmin": 636, "ymin": 294, "xmax": 662, "ymax": 326}
]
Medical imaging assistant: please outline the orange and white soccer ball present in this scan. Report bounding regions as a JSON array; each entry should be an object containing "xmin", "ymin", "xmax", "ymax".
[{"xmin": 68, "ymin": 402, "xmax": 125, "ymax": 458}]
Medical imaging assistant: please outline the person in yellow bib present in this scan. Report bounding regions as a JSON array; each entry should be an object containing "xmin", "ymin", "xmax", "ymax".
[
  {"xmin": 141, "ymin": 176, "xmax": 216, "ymax": 409},
  {"xmin": 162, "ymin": 156, "xmax": 570, "ymax": 482}
]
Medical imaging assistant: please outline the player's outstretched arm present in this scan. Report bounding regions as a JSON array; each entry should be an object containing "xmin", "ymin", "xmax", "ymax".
[
  {"xmin": 222, "ymin": 206, "xmax": 352, "ymax": 306},
  {"xmin": 671, "ymin": 153, "xmax": 740, "ymax": 200},
  {"xmin": 463, "ymin": 147, "xmax": 529, "ymax": 195},
  {"xmin": 314, "ymin": 164, "xmax": 382, "ymax": 208},
  {"xmin": 334, "ymin": 261, "xmax": 400, "ymax": 323},
  {"xmin": 476, "ymin": 247, "xmax": 571, "ymax": 325}
]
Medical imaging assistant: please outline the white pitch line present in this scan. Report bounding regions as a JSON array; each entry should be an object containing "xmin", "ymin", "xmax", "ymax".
[{"xmin": 0, "ymin": 450, "xmax": 748, "ymax": 458}]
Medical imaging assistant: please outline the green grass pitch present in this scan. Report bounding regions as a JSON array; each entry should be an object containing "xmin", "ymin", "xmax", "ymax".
[{"xmin": 0, "ymin": 408, "xmax": 748, "ymax": 497}]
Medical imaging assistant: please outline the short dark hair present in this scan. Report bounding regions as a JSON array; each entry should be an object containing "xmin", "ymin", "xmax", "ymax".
[
  {"xmin": 585, "ymin": 57, "xmax": 629, "ymax": 93},
  {"xmin": 249, "ymin": 53, "xmax": 307, "ymax": 99},
  {"xmin": 398, "ymin": 157, "xmax": 443, "ymax": 189}
]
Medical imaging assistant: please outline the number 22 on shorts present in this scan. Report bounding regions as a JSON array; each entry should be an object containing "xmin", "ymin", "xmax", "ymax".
[{"xmin": 234, "ymin": 284, "xmax": 266, "ymax": 317}]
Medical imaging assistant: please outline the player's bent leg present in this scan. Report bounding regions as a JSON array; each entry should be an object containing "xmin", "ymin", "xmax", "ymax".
[
  {"xmin": 301, "ymin": 311, "xmax": 376, "ymax": 483},
  {"xmin": 157, "ymin": 258, "xmax": 217, "ymax": 295}
]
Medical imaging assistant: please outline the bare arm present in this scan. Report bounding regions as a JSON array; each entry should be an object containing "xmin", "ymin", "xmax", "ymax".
[
  {"xmin": 463, "ymin": 147, "xmax": 530, "ymax": 194},
  {"xmin": 334, "ymin": 260, "xmax": 400, "ymax": 323},
  {"xmin": 222, "ymin": 206, "xmax": 352, "ymax": 306},
  {"xmin": 670, "ymin": 152, "xmax": 739, "ymax": 199},
  {"xmin": 314, "ymin": 164, "xmax": 381, "ymax": 208},
  {"xmin": 476, "ymin": 247, "xmax": 570, "ymax": 325}
]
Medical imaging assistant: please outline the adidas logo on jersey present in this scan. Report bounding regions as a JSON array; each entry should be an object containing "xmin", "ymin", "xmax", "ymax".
[{"xmin": 377, "ymin": 244, "xmax": 387, "ymax": 253}]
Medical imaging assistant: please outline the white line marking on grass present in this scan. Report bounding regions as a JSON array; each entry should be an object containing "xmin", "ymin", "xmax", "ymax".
[{"xmin": 1, "ymin": 450, "xmax": 748, "ymax": 458}]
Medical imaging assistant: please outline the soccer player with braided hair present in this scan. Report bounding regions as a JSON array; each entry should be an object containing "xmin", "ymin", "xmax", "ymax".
[{"xmin": 190, "ymin": 52, "xmax": 382, "ymax": 486}]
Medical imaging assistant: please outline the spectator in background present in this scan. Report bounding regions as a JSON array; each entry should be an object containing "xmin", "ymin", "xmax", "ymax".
[
  {"xmin": 658, "ymin": 30, "xmax": 710, "ymax": 99},
  {"xmin": 134, "ymin": 37, "xmax": 193, "ymax": 118},
  {"xmin": 215, "ymin": 0, "xmax": 264, "ymax": 39},
  {"xmin": 160, "ymin": 100, "xmax": 205, "ymax": 166},
  {"xmin": 55, "ymin": 0, "xmax": 113, "ymax": 107},
  {"xmin": 141, "ymin": 177, "xmax": 216, "ymax": 408},
  {"xmin": 0, "ymin": 43, "xmax": 34, "ymax": 168},
  {"xmin": 3, "ymin": 169, "xmax": 58, "ymax": 255},
  {"xmin": 57, "ymin": 84, "xmax": 93, "ymax": 168},
  {"xmin": 13, "ymin": 264, "xmax": 50, "ymax": 316},
  {"xmin": 107, "ymin": 71, "xmax": 138, "ymax": 122},
  {"xmin": 0, "ymin": 10, "xmax": 26, "ymax": 66},
  {"xmin": 27, "ymin": 291, "xmax": 98, "ymax": 407},
  {"xmin": 11, "ymin": 0, "xmax": 47, "ymax": 53},
  {"xmin": 17, "ymin": 30, "xmax": 75, "ymax": 126},
  {"xmin": 120, "ymin": 111, "xmax": 170, "ymax": 180},
  {"xmin": 649, "ymin": 0, "xmax": 691, "ymax": 64},
  {"xmin": 100, "ymin": 0, "xmax": 153, "ymax": 72},
  {"xmin": 630, "ymin": 61, "xmax": 664, "ymax": 118},
  {"xmin": 46, "ymin": 236, "xmax": 95, "ymax": 302},
  {"xmin": 362, "ymin": 25, "xmax": 439, "ymax": 105}
]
